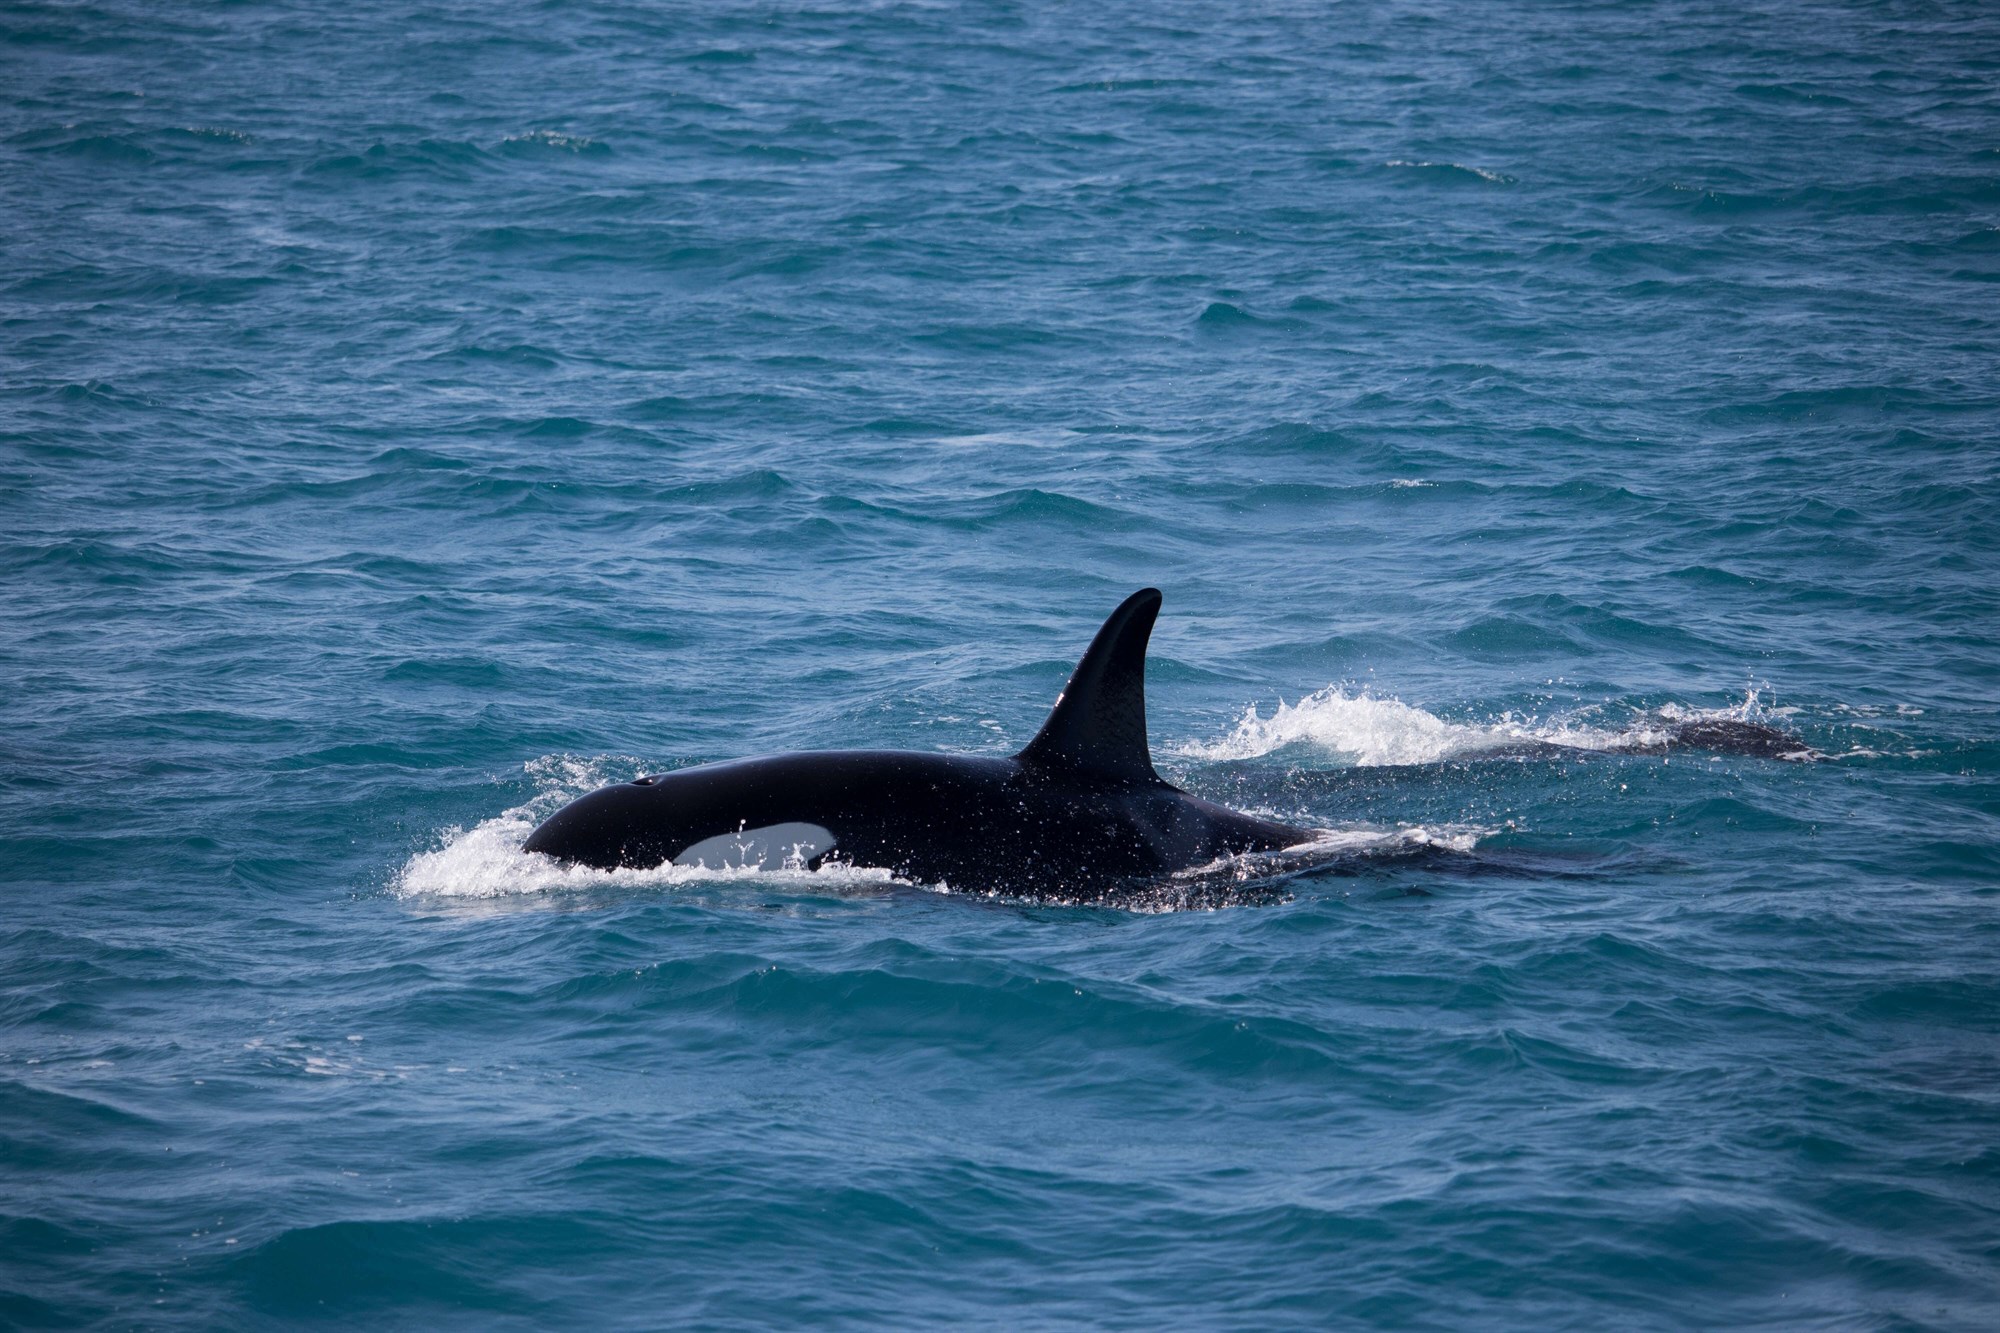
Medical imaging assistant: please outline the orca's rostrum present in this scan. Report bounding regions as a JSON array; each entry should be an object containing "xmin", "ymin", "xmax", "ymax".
[{"xmin": 523, "ymin": 588, "xmax": 1312, "ymax": 899}]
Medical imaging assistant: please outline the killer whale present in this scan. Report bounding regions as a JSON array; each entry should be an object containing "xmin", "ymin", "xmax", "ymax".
[{"xmin": 522, "ymin": 588, "xmax": 1313, "ymax": 900}]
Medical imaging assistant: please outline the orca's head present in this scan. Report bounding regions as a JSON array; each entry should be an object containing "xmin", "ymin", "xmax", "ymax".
[
  {"xmin": 521, "ymin": 771, "xmax": 837, "ymax": 872},
  {"xmin": 520, "ymin": 778, "xmax": 665, "ymax": 869}
]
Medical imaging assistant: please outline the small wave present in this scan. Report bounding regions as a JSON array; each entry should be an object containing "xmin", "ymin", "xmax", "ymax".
[
  {"xmin": 500, "ymin": 129, "xmax": 608, "ymax": 154},
  {"xmin": 1176, "ymin": 688, "xmax": 1811, "ymax": 766},
  {"xmin": 1384, "ymin": 159, "xmax": 1515, "ymax": 185},
  {"xmin": 168, "ymin": 126, "xmax": 254, "ymax": 144},
  {"xmin": 1194, "ymin": 301, "xmax": 1306, "ymax": 333},
  {"xmin": 40, "ymin": 133, "xmax": 156, "ymax": 164}
]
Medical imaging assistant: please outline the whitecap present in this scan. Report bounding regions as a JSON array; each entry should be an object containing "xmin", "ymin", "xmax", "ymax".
[
  {"xmin": 501, "ymin": 129, "xmax": 602, "ymax": 152},
  {"xmin": 1176, "ymin": 688, "xmax": 1510, "ymax": 765}
]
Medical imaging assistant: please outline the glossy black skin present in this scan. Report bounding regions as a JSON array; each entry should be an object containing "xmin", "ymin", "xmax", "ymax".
[{"xmin": 521, "ymin": 749, "xmax": 1309, "ymax": 901}]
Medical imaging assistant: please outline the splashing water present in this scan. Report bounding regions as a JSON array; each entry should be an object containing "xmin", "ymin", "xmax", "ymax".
[{"xmin": 1175, "ymin": 686, "xmax": 1793, "ymax": 766}]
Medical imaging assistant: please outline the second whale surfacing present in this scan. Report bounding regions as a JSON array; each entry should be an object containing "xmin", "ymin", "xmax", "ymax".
[{"xmin": 522, "ymin": 588, "xmax": 1315, "ymax": 902}]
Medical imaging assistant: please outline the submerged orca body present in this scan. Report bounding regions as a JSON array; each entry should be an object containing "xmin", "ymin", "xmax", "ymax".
[{"xmin": 523, "ymin": 589, "xmax": 1311, "ymax": 900}]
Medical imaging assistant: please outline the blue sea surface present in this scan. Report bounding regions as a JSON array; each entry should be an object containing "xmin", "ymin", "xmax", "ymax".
[{"xmin": 5, "ymin": 0, "xmax": 2000, "ymax": 1326}]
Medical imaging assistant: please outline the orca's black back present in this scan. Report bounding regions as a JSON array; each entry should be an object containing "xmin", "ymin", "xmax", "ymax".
[
  {"xmin": 522, "ymin": 749, "xmax": 1306, "ymax": 900},
  {"xmin": 521, "ymin": 588, "xmax": 1312, "ymax": 899}
]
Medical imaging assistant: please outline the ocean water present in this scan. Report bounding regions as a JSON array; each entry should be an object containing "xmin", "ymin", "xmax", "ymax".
[{"xmin": 5, "ymin": 0, "xmax": 2000, "ymax": 1325}]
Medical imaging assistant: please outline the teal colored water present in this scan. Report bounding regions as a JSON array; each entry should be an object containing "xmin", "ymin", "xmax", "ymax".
[{"xmin": 5, "ymin": 0, "xmax": 2000, "ymax": 1326}]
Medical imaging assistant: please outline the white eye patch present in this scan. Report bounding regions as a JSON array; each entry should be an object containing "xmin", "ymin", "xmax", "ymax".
[{"xmin": 671, "ymin": 823, "xmax": 837, "ymax": 871}]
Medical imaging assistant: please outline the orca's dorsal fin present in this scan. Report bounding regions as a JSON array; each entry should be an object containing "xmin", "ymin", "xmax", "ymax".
[{"xmin": 1016, "ymin": 588, "xmax": 1163, "ymax": 785}]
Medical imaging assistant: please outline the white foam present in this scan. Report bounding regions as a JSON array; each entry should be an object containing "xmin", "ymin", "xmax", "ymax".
[
  {"xmin": 1174, "ymin": 686, "xmax": 1787, "ymax": 766},
  {"xmin": 501, "ymin": 129, "xmax": 600, "ymax": 152},
  {"xmin": 1176, "ymin": 688, "xmax": 1511, "ymax": 765}
]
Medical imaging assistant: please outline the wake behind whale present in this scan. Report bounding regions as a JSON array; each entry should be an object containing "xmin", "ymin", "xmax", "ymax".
[{"xmin": 1179, "ymin": 686, "xmax": 1818, "ymax": 768}]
